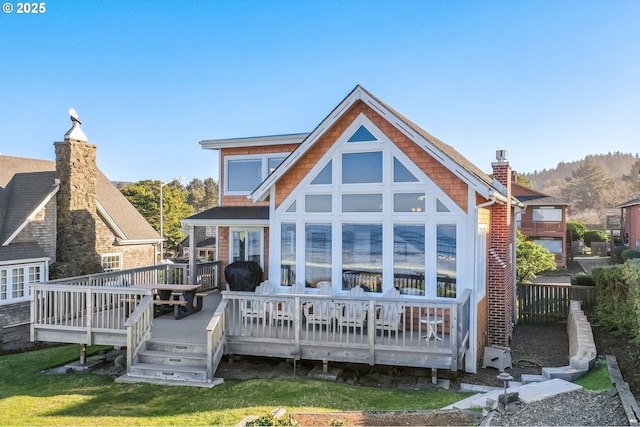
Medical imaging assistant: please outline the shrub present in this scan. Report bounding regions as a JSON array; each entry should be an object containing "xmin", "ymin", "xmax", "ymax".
[
  {"xmin": 612, "ymin": 245, "xmax": 629, "ymax": 264},
  {"xmin": 621, "ymin": 249, "xmax": 640, "ymax": 262},
  {"xmin": 245, "ymin": 413, "xmax": 300, "ymax": 426},
  {"xmin": 571, "ymin": 273, "xmax": 595, "ymax": 286},
  {"xmin": 593, "ymin": 259, "xmax": 640, "ymax": 342},
  {"xmin": 567, "ymin": 220, "xmax": 587, "ymax": 242},
  {"xmin": 584, "ymin": 230, "xmax": 608, "ymax": 248}
]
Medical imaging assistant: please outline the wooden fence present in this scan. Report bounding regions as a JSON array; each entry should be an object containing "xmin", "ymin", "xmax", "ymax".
[{"xmin": 517, "ymin": 283, "xmax": 596, "ymax": 324}]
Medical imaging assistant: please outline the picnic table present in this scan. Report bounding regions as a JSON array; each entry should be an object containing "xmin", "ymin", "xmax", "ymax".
[{"xmin": 132, "ymin": 284, "xmax": 204, "ymax": 319}]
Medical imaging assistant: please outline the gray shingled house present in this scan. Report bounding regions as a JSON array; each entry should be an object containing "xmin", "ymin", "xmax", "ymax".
[{"xmin": 0, "ymin": 113, "xmax": 161, "ymax": 349}]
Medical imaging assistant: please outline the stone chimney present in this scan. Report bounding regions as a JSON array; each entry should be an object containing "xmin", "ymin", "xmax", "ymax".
[
  {"xmin": 487, "ymin": 149, "xmax": 515, "ymax": 347},
  {"xmin": 51, "ymin": 109, "xmax": 102, "ymax": 278}
]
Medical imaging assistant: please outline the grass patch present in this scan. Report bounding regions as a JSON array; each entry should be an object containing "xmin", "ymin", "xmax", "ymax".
[
  {"xmin": 574, "ymin": 358, "xmax": 614, "ymax": 391},
  {"xmin": 0, "ymin": 344, "xmax": 472, "ymax": 426}
]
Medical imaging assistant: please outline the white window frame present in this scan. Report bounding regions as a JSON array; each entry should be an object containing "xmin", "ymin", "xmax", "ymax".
[
  {"xmin": 229, "ymin": 227, "xmax": 264, "ymax": 268},
  {"xmin": 101, "ymin": 253, "xmax": 122, "ymax": 272},
  {"xmin": 225, "ymin": 152, "xmax": 290, "ymax": 196},
  {"xmin": 0, "ymin": 262, "xmax": 45, "ymax": 305}
]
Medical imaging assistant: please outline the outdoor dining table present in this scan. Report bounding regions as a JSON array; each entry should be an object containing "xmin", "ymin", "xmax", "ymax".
[{"xmin": 131, "ymin": 284, "xmax": 203, "ymax": 319}]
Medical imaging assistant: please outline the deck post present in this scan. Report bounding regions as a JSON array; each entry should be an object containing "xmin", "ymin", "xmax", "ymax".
[
  {"xmin": 85, "ymin": 288, "xmax": 93, "ymax": 343},
  {"xmin": 368, "ymin": 300, "xmax": 375, "ymax": 365}
]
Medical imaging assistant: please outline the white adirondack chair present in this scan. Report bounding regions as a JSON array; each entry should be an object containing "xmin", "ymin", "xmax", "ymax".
[
  {"xmin": 375, "ymin": 288, "xmax": 405, "ymax": 334},
  {"xmin": 271, "ymin": 282, "xmax": 305, "ymax": 325},
  {"xmin": 303, "ymin": 282, "xmax": 335, "ymax": 329},
  {"xmin": 335, "ymin": 285, "xmax": 368, "ymax": 331},
  {"xmin": 240, "ymin": 281, "xmax": 273, "ymax": 324}
]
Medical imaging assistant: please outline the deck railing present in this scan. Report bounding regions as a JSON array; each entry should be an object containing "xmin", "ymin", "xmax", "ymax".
[
  {"xmin": 124, "ymin": 295, "xmax": 154, "ymax": 374},
  {"xmin": 221, "ymin": 289, "xmax": 471, "ymax": 371},
  {"xmin": 206, "ymin": 298, "xmax": 228, "ymax": 382},
  {"xmin": 196, "ymin": 261, "xmax": 220, "ymax": 290},
  {"xmin": 30, "ymin": 284, "xmax": 151, "ymax": 344}
]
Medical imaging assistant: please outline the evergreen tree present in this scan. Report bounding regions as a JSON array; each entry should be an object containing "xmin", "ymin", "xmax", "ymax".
[
  {"xmin": 203, "ymin": 178, "xmax": 219, "ymax": 210},
  {"xmin": 561, "ymin": 157, "xmax": 613, "ymax": 212},
  {"xmin": 186, "ymin": 178, "xmax": 206, "ymax": 212}
]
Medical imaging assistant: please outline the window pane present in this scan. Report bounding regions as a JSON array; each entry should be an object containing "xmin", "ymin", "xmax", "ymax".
[
  {"xmin": 305, "ymin": 224, "xmax": 332, "ymax": 288},
  {"xmin": 281, "ymin": 223, "xmax": 296, "ymax": 286},
  {"xmin": 268, "ymin": 157, "xmax": 285, "ymax": 174},
  {"xmin": 394, "ymin": 224, "xmax": 425, "ymax": 296},
  {"xmin": 533, "ymin": 207, "xmax": 562, "ymax": 221},
  {"xmin": 247, "ymin": 231, "xmax": 261, "ymax": 263},
  {"xmin": 228, "ymin": 159, "xmax": 262, "ymax": 192},
  {"xmin": 342, "ymin": 152, "xmax": 383, "ymax": 184},
  {"xmin": 393, "ymin": 157, "xmax": 418, "ymax": 182},
  {"xmin": 533, "ymin": 238, "xmax": 562, "ymax": 253},
  {"xmin": 232, "ymin": 231, "xmax": 245, "ymax": 262},
  {"xmin": 437, "ymin": 225, "xmax": 456, "ymax": 298},
  {"xmin": 342, "ymin": 194, "xmax": 382, "ymax": 212},
  {"xmin": 286, "ymin": 201, "xmax": 296, "ymax": 212},
  {"xmin": 305, "ymin": 194, "xmax": 332, "ymax": 212},
  {"xmin": 311, "ymin": 161, "xmax": 332, "ymax": 185},
  {"xmin": 12, "ymin": 268, "xmax": 24, "ymax": 298},
  {"xmin": 1, "ymin": 270, "xmax": 7, "ymax": 300},
  {"xmin": 342, "ymin": 224, "xmax": 382, "ymax": 293},
  {"xmin": 436, "ymin": 198, "xmax": 451, "ymax": 213},
  {"xmin": 394, "ymin": 193, "xmax": 425, "ymax": 212},
  {"xmin": 347, "ymin": 125, "xmax": 377, "ymax": 142}
]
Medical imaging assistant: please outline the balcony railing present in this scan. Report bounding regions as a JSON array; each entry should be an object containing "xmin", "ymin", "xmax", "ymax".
[{"xmin": 519, "ymin": 220, "xmax": 564, "ymax": 235}]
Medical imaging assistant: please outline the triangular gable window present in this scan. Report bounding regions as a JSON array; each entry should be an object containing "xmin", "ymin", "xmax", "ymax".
[
  {"xmin": 311, "ymin": 161, "xmax": 332, "ymax": 185},
  {"xmin": 286, "ymin": 201, "xmax": 296, "ymax": 212},
  {"xmin": 393, "ymin": 157, "xmax": 419, "ymax": 182},
  {"xmin": 347, "ymin": 125, "xmax": 377, "ymax": 143}
]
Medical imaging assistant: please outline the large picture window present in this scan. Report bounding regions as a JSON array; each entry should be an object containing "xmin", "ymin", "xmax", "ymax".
[
  {"xmin": 305, "ymin": 224, "xmax": 331, "ymax": 288},
  {"xmin": 342, "ymin": 224, "xmax": 383, "ymax": 292},
  {"xmin": 393, "ymin": 224, "xmax": 425, "ymax": 295}
]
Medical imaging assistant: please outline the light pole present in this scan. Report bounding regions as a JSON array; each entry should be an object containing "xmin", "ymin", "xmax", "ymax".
[{"xmin": 159, "ymin": 176, "xmax": 185, "ymax": 262}]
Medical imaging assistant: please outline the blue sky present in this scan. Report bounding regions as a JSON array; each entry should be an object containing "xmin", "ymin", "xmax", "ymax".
[{"xmin": 1, "ymin": 0, "xmax": 638, "ymax": 183}]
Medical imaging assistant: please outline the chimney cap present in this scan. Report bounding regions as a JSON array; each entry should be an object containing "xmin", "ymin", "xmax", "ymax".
[
  {"xmin": 64, "ymin": 108, "xmax": 88, "ymax": 142},
  {"xmin": 496, "ymin": 150, "xmax": 508, "ymax": 162}
]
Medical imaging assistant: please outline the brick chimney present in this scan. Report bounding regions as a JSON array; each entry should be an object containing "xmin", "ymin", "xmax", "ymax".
[
  {"xmin": 51, "ymin": 109, "xmax": 102, "ymax": 278},
  {"xmin": 487, "ymin": 149, "xmax": 515, "ymax": 347}
]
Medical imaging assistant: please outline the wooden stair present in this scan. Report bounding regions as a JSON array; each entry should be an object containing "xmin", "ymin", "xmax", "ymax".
[{"xmin": 116, "ymin": 339, "xmax": 222, "ymax": 387}]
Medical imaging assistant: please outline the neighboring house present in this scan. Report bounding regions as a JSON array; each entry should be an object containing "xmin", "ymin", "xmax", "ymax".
[
  {"xmin": 512, "ymin": 181, "xmax": 570, "ymax": 267},
  {"xmin": 616, "ymin": 195, "xmax": 640, "ymax": 250},
  {"xmin": 182, "ymin": 85, "xmax": 522, "ymax": 368},
  {"xmin": 0, "ymin": 113, "xmax": 161, "ymax": 349},
  {"xmin": 179, "ymin": 225, "xmax": 216, "ymax": 260}
]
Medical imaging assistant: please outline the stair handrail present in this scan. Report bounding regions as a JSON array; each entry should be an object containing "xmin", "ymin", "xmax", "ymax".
[
  {"xmin": 124, "ymin": 294, "xmax": 154, "ymax": 375},
  {"xmin": 205, "ymin": 298, "xmax": 228, "ymax": 382}
]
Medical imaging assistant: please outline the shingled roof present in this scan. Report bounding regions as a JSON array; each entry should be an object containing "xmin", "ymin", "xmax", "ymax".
[{"xmin": 0, "ymin": 154, "xmax": 160, "ymax": 246}]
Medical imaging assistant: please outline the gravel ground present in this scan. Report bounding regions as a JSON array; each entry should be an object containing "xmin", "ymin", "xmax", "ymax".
[{"xmin": 488, "ymin": 388, "xmax": 629, "ymax": 426}]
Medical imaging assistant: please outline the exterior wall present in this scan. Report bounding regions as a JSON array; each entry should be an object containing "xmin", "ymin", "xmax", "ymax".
[
  {"xmin": 94, "ymin": 215, "xmax": 155, "ymax": 269},
  {"xmin": 0, "ymin": 300, "xmax": 29, "ymax": 327},
  {"xmin": 476, "ymin": 202, "xmax": 491, "ymax": 363},
  {"xmin": 487, "ymin": 161, "xmax": 515, "ymax": 348},
  {"xmin": 626, "ymin": 205, "xmax": 640, "ymax": 250},
  {"xmin": 476, "ymin": 296, "xmax": 488, "ymax": 363},
  {"xmin": 274, "ymin": 101, "xmax": 468, "ymax": 212},
  {"xmin": 12, "ymin": 198, "xmax": 57, "ymax": 262},
  {"xmin": 220, "ymin": 144, "xmax": 299, "ymax": 206}
]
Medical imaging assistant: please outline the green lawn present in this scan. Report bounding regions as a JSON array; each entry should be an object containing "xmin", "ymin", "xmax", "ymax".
[{"xmin": 0, "ymin": 345, "xmax": 472, "ymax": 426}]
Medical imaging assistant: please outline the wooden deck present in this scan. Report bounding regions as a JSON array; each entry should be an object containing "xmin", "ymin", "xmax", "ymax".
[{"xmin": 30, "ymin": 275, "xmax": 471, "ymax": 384}]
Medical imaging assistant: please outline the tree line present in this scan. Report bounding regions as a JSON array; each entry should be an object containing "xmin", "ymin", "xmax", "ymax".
[{"xmin": 119, "ymin": 178, "xmax": 219, "ymax": 255}]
